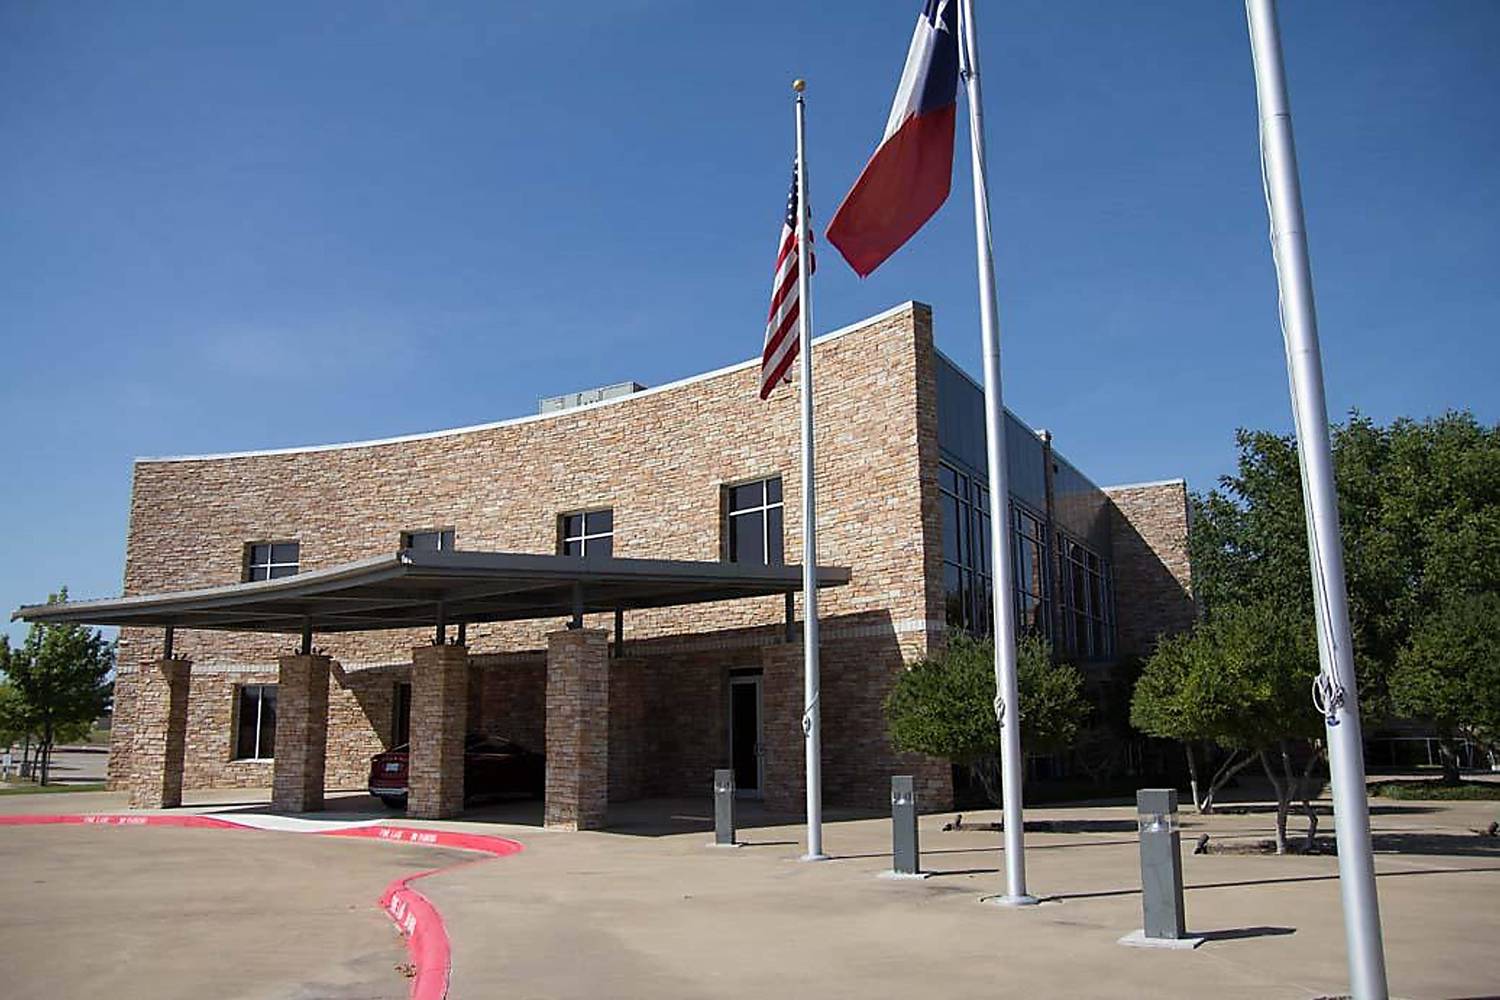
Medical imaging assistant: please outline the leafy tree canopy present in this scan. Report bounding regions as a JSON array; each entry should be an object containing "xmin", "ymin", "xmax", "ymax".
[
  {"xmin": 885, "ymin": 632, "xmax": 1088, "ymax": 794},
  {"xmin": 1391, "ymin": 592, "xmax": 1500, "ymax": 753},
  {"xmin": 1132, "ymin": 600, "xmax": 1319, "ymax": 753},
  {"xmin": 1190, "ymin": 411, "xmax": 1500, "ymax": 718},
  {"xmin": 1, "ymin": 589, "xmax": 114, "ymax": 761}
]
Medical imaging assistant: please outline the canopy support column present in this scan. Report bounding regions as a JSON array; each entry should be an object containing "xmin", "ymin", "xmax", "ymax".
[
  {"xmin": 545, "ymin": 628, "xmax": 609, "ymax": 830},
  {"xmin": 128, "ymin": 657, "xmax": 191, "ymax": 809},
  {"xmin": 408, "ymin": 643, "xmax": 468, "ymax": 819},
  {"xmin": 272, "ymin": 653, "xmax": 330, "ymax": 812}
]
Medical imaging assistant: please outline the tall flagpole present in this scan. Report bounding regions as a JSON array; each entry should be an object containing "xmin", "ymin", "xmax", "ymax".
[
  {"xmin": 1246, "ymin": 3, "xmax": 1387, "ymax": 995},
  {"xmin": 793, "ymin": 78, "xmax": 827, "ymax": 862},
  {"xmin": 957, "ymin": 0, "xmax": 1034, "ymax": 906}
]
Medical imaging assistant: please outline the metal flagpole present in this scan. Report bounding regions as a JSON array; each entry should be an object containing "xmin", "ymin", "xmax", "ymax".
[
  {"xmin": 957, "ymin": 0, "xmax": 1034, "ymax": 906},
  {"xmin": 1245, "ymin": 2, "xmax": 1387, "ymax": 996},
  {"xmin": 793, "ymin": 78, "xmax": 827, "ymax": 862}
]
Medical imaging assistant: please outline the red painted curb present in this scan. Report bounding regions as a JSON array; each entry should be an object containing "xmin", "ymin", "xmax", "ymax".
[{"xmin": 0, "ymin": 814, "xmax": 522, "ymax": 1000}]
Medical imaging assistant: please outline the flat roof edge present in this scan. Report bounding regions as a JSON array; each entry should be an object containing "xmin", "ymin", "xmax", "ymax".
[
  {"xmin": 136, "ymin": 301, "xmax": 922, "ymax": 464},
  {"xmin": 1101, "ymin": 478, "xmax": 1188, "ymax": 492}
]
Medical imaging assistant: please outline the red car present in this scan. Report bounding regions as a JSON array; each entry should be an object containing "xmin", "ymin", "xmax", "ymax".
[{"xmin": 368, "ymin": 734, "xmax": 545, "ymax": 810}]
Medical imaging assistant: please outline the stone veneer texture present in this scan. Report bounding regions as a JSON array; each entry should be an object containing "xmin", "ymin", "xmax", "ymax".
[
  {"xmin": 103, "ymin": 303, "xmax": 1190, "ymax": 813},
  {"xmin": 109, "ymin": 304, "xmax": 952, "ymax": 810},
  {"xmin": 1103, "ymin": 480, "xmax": 1196, "ymax": 656}
]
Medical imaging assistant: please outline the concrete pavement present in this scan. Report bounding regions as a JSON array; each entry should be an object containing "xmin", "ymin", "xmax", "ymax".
[
  {"xmin": 1, "ymin": 786, "xmax": 1497, "ymax": 998},
  {"xmin": 0, "ymin": 819, "xmax": 474, "ymax": 1000},
  {"xmin": 413, "ymin": 796, "xmax": 1500, "ymax": 999}
]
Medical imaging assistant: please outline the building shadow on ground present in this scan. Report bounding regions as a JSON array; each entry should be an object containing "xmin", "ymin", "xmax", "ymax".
[
  {"xmin": 1047, "ymin": 864, "xmax": 1500, "ymax": 903},
  {"xmin": 216, "ymin": 792, "xmax": 884, "ymax": 839}
]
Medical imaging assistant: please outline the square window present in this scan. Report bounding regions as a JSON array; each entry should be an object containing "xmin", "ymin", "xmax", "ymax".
[
  {"xmin": 725, "ymin": 477, "xmax": 783, "ymax": 565},
  {"xmin": 245, "ymin": 541, "xmax": 298, "ymax": 582},
  {"xmin": 560, "ymin": 508, "xmax": 613, "ymax": 559}
]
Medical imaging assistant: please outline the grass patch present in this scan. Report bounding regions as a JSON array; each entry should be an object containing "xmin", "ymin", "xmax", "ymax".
[
  {"xmin": 1367, "ymin": 779, "xmax": 1500, "ymax": 801},
  {"xmin": 0, "ymin": 780, "xmax": 108, "ymax": 796}
]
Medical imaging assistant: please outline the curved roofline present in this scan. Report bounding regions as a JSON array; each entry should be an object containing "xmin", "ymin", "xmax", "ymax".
[{"xmin": 136, "ymin": 301, "xmax": 921, "ymax": 464}]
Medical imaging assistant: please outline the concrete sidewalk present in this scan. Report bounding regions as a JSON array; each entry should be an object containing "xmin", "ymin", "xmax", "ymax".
[
  {"xmin": 2, "ymin": 787, "xmax": 1496, "ymax": 997},
  {"xmin": 415, "ymin": 797, "xmax": 1500, "ymax": 999}
]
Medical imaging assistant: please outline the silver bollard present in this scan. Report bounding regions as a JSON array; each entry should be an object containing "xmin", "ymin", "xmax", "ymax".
[
  {"xmin": 710, "ymin": 768, "xmax": 739, "ymax": 848},
  {"xmin": 881, "ymin": 775, "xmax": 929, "ymax": 879},
  {"xmin": 1120, "ymin": 788, "xmax": 1203, "ymax": 949}
]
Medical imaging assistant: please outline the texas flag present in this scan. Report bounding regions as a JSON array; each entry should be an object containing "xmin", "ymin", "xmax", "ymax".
[{"xmin": 826, "ymin": 0, "xmax": 960, "ymax": 277}]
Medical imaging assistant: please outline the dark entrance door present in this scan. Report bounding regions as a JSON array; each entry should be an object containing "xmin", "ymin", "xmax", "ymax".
[{"xmin": 729, "ymin": 673, "xmax": 763, "ymax": 796}]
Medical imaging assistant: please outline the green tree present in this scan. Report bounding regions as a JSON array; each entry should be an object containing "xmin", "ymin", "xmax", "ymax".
[
  {"xmin": 1391, "ymin": 593, "xmax": 1500, "ymax": 783},
  {"xmin": 885, "ymin": 632, "xmax": 1088, "ymax": 806},
  {"xmin": 1190, "ymin": 412, "xmax": 1500, "ymax": 720},
  {"xmin": 2, "ymin": 590, "xmax": 114, "ymax": 785},
  {"xmin": 0, "ymin": 678, "xmax": 34, "ymax": 752},
  {"xmin": 1130, "ymin": 631, "xmax": 1253, "ymax": 814},
  {"xmin": 1132, "ymin": 601, "xmax": 1324, "ymax": 853}
]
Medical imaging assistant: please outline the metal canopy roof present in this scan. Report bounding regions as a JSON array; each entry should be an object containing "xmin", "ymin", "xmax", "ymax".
[{"xmin": 11, "ymin": 550, "xmax": 851, "ymax": 635}]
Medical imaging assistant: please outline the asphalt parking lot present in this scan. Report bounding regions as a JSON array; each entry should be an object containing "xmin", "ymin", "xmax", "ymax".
[{"xmin": 0, "ymin": 821, "xmax": 473, "ymax": 1000}]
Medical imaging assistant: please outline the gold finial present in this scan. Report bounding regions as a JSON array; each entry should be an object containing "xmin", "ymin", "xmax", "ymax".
[{"xmin": 792, "ymin": 79, "xmax": 806, "ymax": 93}]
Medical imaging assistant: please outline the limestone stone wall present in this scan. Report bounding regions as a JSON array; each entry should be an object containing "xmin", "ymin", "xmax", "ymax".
[
  {"xmin": 116, "ymin": 302, "xmax": 940, "ymax": 665},
  {"xmin": 1103, "ymin": 480, "xmax": 1196, "ymax": 656},
  {"xmin": 110, "ymin": 303, "xmax": 950, "ymax": 809}
]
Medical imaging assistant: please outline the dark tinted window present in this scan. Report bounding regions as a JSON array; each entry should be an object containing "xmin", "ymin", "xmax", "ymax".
[
  {"xmin": 235, "ymin": 685, "xmax": 276, "ymax": 759},
  {"xmin": 560, "ymin": 508, "xmax": 613, "ymax": 558},
  {"xmin": 246, "ymin": 542, "xmax": 299, "ymax": 582},
  {"xmin": 727, "ymin": 477, "xmax": 783, "ymax": 565},
  {"xmin": 403, "ymin": 529, "xmax": 455, "ymax": 552}
]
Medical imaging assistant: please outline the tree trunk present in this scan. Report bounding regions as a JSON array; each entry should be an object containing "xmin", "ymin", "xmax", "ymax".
[
  {"xmin": 971, "ymin": 756, "xmax": 1004, "ymax": 809},
  {"xmin": 1438, "ymin": 737, "xmax": 1463, "ymax": 786},
  {"xmin": 1185, "ymin": 744, "xmax": 1203, "ymax": 814},
  {"xmin": 1260, "ymin": 749, "xmax": 1290, "ymax": 855},
  {"xmin": 1297, "ymin": 742, "xmax": 1325, "ymax": 853},
  {"xmin": 1200, "ymin": 749, "xmax": 1254, "ymax": 814},
  {"xmin": 40, "ymin": 723, "xmax": 53, "ymax": 787},
  {"xmin": 19, "ymin": 734, "xmax": 31, "ymax": 780}
]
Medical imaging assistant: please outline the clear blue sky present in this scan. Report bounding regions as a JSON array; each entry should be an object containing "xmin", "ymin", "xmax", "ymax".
[{"xmin": 3, "ymin": 1, "xmax": 1497, "ymax": 641}]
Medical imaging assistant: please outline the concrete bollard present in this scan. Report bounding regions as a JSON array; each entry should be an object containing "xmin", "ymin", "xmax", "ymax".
[
  {"xmin": 1119, "ymin": 788, "xmax": 1203, "ymax": 949},
  {"xmin": 881, "ymin": 775, "xmax": 930, "ymax": 880},
  {"xmin": 710, "ymin": 768, "xmax": 739, "ymax": 848}
]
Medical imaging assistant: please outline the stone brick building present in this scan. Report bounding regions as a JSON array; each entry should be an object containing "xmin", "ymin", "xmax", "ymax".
[{"xmin": 60, "ymin": 301, "xmax": 1191, "ymax": 823}]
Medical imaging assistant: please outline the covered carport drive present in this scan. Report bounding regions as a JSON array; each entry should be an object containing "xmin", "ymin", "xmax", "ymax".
[{"xmin": 13, "ymin": 550, "xmax": 848, "ymax": 828}]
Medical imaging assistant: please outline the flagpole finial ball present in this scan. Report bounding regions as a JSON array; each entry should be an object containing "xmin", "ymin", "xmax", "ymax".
[{"xmin": 792, "ymin": 79, "xmax": 806, "ymax": 92}]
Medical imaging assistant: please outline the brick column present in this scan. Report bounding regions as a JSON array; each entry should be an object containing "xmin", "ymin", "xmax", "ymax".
[
  {"xmin": 760, "ymin": 643, "xmax": 808, "ymax": 814},
  {"xmin": 272, "ymin": 654, "xmax": 331, "ymax": 813},
  {"xmin": 545, "ymin": 628, "xmax": 609, "ymax": 831},
  {"xmin": 128, "ymin": 658, "xmax": 191, "ymax": 809},
  {"xmin": 106, "ymin": 666, "xmax": 137, "ymax": 791},
  {"xmin": 408, "ymin": 644, "xmax": 469, "ymax": 819}
]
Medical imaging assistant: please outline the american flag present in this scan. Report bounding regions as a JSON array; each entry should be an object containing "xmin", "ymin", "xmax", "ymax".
[{"xmin": 760, "ymin": 164, "xmax": 814, "ymax": 399}]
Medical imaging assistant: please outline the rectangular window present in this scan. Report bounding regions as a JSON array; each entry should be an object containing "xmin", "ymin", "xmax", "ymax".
[
  {"xmin": 1057, "ymin": 532, "xmax": 1115, "ymax": 660},
  {"xmin": 402, "ymin": 528, "xmax": 455, "ymax": 551},
  {"xmin": 726, "ymin": 477, "xmax": 783, "ymax": 565},
  {"xmin": 938, "ymin": 462, "xmax": 999, "ymax": 634},
  {"xmin": 560, "ymin": 509, "xmax": 613, "ymax": 558},
  {"xmin": 246, "ymin": 542, "xmax": 299, "ymax": 581},
  {"xmin": 235, "ymin": 685, "xmax": 277, "ymax": 760}
]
